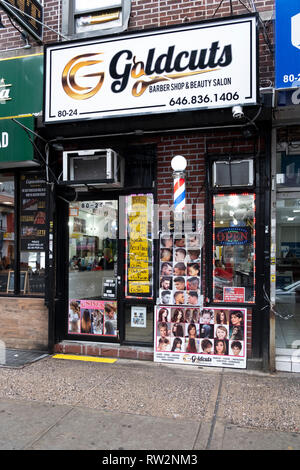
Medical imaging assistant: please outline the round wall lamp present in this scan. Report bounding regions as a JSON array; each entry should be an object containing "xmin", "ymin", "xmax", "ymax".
[{"xmin": 171, "ymin": 155, "xmax": 187, "ymax": 172}]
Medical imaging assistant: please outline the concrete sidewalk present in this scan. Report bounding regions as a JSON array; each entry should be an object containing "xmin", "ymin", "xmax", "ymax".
[{"xmin": 0, "ymin": 355, "xmax": 299, "ymax": 450}]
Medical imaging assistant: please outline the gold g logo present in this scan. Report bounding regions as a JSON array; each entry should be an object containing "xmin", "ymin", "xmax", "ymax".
[
  {"xmin": 62, "ymin": 53, "xmax": 104, "ymax": 100},
  {"xmin": 183, "ymin": 354, "xmax": 192, "ymax": 363}
]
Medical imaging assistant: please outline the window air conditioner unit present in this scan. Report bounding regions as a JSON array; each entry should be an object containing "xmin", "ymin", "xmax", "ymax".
[
  {"xmin": 213, "ymin": 159, "xmax": 254, "ymax": 187},
  {"xmin": 62, "ymin": 148, "xmax": 124, "ymax": 188}
]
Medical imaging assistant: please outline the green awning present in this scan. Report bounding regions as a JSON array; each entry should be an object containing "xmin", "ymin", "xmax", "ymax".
[
  {"xmin": 0, "ymin": 53, "xmax": 43, "ymax": 166},
  {"xmin": 0, "ymin": 116, "xmax": 38, "ymax": 168}
]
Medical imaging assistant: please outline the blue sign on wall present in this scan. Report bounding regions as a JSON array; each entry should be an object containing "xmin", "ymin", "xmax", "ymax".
[{"xmin": 275, "ymin": 0, "xmax": 300, "ymax": 89}]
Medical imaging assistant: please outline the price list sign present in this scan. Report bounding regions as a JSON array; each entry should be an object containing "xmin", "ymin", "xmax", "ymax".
[
  {"xmin": 125, "ymin": 194, "xmax": 153, "ymax": 299},
  {"xmin": 20, "ymin": 173, "xmax": 46, "ymax": 251}
]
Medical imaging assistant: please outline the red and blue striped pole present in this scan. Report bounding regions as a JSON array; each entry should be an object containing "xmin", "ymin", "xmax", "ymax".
[
  {"xmin": 171, "ymin": 155, "xmax": 187, "ymax": 214},
  {"xmin": 173, "ymin": 175, "xmax": 185, "ymax": 212}
]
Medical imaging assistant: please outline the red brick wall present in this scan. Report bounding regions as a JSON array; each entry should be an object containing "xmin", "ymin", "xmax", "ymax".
[
  {"xmin": 154, "ymin": 129, "xmax": 262, "ymax": 207},
  {"xmin": 247, "ymin": 308, "xmax": 253, "ymax": 355},
  {"xmin": 156, "ymin": 133, "xmax": 205, "ymax": 207},
  {"xmin": 0, "ymin": 297, "xmax": 48, "ymax": 350},
  {"xmin": 42, "ymin": 0, "xmax": 63, "ymax": 43}
]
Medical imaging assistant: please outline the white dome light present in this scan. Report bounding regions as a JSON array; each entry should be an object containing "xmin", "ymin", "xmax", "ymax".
[{"xmin": 171, "ymin": 155, "xmax": 187, "ymax": 172}]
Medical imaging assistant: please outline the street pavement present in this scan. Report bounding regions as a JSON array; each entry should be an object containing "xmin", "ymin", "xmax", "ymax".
[{"xmin": 0, "ymin": 354, "xmax": 300, "ymax": 451}]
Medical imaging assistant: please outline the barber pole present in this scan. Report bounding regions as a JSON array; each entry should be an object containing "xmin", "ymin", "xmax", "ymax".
[
  {"xmin": 174, "ymin": 175, "xmax": 185, "ymax": 212},
  {"xmin": 171, "ymin": 155, "xmax": 187, "ymax": 215}
]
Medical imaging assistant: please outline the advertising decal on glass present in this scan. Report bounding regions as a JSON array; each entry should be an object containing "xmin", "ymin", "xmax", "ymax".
[
  {"xmin": 223, "ymin": 287, "xmax": 245, "ymax": 303},
  {"xmin": 68, "ymin": 299, "xmax": 117, "ymax": 336},
  {"xmin": 131, "ymin": 306, "xmax": 147, "ymax": 328},
  {"xmin": 125, "ymin": 194, "xmax": 153, "ymax": 299},
  {"xmin": 20, "ymin": 173, "xmax": 46, "ymax": 251},
  {"xmin": 159, "ymin": 232, "xmax": 202, "ymax": 308},
  {"xmin": 102, "ymin": 278, "xmax": 117, "ymax": 299},
  {"xmin": 154, "ymin": 306, "xmax": 247, "ymax": 369}
]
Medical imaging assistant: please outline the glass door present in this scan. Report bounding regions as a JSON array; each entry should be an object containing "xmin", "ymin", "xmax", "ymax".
[
  {"xmin": 67, "ymin": 199, "xmax": 119, "ymax": 340},
  {"xmin": 276, "ymin": 193, "xmax": 300, "ymax": 350}
]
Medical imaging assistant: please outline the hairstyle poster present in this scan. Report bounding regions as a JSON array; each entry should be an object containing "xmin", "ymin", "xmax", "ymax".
[
  {"xmin": 159, "ymin": 232, "xmax": 203, "ymax": 308},
  {"xmin": 154, "ymin": 306, "xmax": 247, "ymax": 369},
  {"xmin": 68, "ymin": 299, "xmax": 117, "ymax": 337}
]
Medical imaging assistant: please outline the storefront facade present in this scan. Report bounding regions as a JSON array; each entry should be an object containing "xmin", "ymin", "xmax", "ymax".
[
  {"xmin": 268, "ymin": 0, "xmax": 300, "ymax": 373},
  {"xmin": 0, "ymin": 0, "xmax": 281, "ymax": 370},
  {"xmin": 38, "ymin": 10, "xmax": 273, "ymax": 370},
  {"xmin": 0, "ymin": 52, "xmax": 49, "ymax": 350},
  {"xmin": 272, "ymin": 114, "xmax": 300, "ymax": 373}
]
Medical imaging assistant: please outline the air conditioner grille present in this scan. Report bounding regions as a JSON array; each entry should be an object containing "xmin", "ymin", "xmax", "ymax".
[
  {"xmin": 73, "ymin": 157, "xmax": 107, "ymax": 180},
  {"xmin": 62, "ymin": 148, "xmax": 124, "ymax": 188},
  {"xmin": 213, "ymin": 159, "xmax": 254, "ymax": 187}
]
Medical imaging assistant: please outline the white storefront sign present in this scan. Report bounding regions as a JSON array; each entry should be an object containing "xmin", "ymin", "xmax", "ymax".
[{"xmin": 44, "ymin": 14, "xmax": 257, "ymax": 123}]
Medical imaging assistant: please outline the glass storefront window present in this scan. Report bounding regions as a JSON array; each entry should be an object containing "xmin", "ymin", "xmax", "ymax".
[
  {"xmin": 20, "ymin": 252, "xmax": 45, "ymax": 295},
  {"xmin": 124, "ymin": 303, "xmax": 154, "ymax": 343},
  {"xmin": 276, "ymin": 149, "xmax": 300, "ymax": 188},
  {"xmin": 0, "ymin": 174, "xmax": 14, "ymax": 292},
  {"xmin": 0, "ymin": 172, "xmax": 47, "ymax": 296},
  {"xmin": 19, "ymin": 173, "xmax": 47, "ymax": 296},
  {"xmin": 213, "ymin": 193, "xmax": 256, "ymax": 303},
  {"xmin": 275, "ymin": 196, "xmax": 300, "ymax": 349}
]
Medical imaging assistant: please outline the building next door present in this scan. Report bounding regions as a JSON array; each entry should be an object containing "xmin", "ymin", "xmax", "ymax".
[
  {"xmin": 67, "ymin": 198, "xmax": 119, "ymax": 340},
  {"xmin": 275, "ymin": 193, "xmax": 300, "ymax": 354}
]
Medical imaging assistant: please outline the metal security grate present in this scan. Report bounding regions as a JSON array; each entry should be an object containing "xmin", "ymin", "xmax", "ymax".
[{"xmin": 0, "ymin": 349, "xmax": 48, "ymax": 368}]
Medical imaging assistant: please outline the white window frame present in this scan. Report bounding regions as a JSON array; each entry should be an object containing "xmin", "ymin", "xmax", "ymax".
[{"xmin": 61, "ymin": 0, "xmax": 131, "ymax": 39}]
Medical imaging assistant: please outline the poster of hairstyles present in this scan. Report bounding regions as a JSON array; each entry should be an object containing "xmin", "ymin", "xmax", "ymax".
[
  {"xmin": 68, "ymin": 299, "xmax": 118, "ymax": 337},
  {"xmin": 159, "ymin": 232, "xmax": 202, "ymax": 308},
  {"xmin": 154, "ymin": 306, "xmax": 247, "ymax": 369}
]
